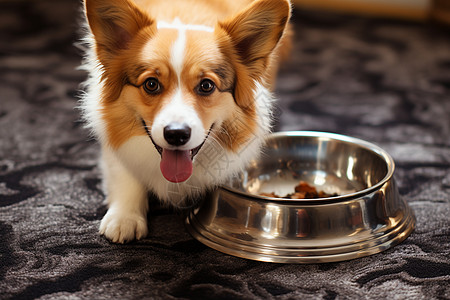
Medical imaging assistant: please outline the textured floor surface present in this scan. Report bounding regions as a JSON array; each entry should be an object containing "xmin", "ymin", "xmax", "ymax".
[{"xmin": 0, "ymin": 0, "xmax": 449, "ymax": 299}]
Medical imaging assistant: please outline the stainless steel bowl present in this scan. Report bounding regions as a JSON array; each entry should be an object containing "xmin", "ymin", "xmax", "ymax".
[{"xmin": 186, "ymin": 131, "xmax": 415, "ymax": 263}]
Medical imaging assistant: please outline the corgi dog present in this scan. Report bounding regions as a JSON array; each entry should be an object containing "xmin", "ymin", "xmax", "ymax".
[{"xmin": 81, "ymin": 0, "xmax": 291, "ymax": 243}]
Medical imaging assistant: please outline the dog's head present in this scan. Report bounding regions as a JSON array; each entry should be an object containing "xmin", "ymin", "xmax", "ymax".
[{"xmin": 85, "ymin": 0, "xmax": 290, "ymax": 183}]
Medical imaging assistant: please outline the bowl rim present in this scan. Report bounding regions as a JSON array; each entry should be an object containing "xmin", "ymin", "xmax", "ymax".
[{"xmin": 221, "ymin": 131, "xmax": 395, "ymax": 203}]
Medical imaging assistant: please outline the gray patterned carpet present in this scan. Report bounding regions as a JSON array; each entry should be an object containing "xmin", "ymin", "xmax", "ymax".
[{"xmin": 1, "ymin": 0, "xmax": 449, "ymax": 299}]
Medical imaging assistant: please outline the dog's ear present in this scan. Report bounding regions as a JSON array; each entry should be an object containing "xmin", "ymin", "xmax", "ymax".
[
  {"xmin": 85, "ymin": 0, "xmax": 153, "ymax": 57},
  {"xmin": 218, "ymin": 0, "xmax": 290, "ymax": 109},
  {"xmin": 219, "ymin": 0, "xmax": 291, "ymax": 67},
  {"xmin": 85, "ymin": 0, "xmax": 154, "ymax": 101}
]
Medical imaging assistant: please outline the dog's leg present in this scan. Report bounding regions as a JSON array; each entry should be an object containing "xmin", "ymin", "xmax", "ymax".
[{"xmin": 99, "ymin": 146, "xmax": 148, "ymax": 243}]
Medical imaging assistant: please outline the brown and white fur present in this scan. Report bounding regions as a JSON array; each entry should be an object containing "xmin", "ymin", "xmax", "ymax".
[{"xmin": 80, "ymin": 0, "xmax": 291, "ymax": 243}]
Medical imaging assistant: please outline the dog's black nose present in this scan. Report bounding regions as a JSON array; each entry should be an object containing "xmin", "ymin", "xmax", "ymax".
[{"xmin": 164, "ymin": 123, "xmax": 191, "ymax": 146}]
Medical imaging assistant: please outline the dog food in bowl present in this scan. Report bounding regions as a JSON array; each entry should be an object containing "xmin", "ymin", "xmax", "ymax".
[{"xmin": 260, "ymin": 181, "xmax": 338, "ymax": 199}]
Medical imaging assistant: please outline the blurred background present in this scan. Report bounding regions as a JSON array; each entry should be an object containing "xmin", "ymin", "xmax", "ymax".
[{"xmin": 294, "ymin": 0, "xmax": 448, "ymax": 24}]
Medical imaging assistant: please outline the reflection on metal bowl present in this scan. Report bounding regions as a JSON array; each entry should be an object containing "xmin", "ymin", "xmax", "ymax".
[{"xmin": 186, "ymin": 131, "xmax": 415, "ymax": 263}]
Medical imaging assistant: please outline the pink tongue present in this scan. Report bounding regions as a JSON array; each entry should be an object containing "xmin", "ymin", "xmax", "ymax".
[{"xmin": 160, "ymin": 149, "xmax": 193, "ymax": 183}]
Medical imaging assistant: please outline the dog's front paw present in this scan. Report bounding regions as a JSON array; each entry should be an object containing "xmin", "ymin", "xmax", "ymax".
[{"xmin": 99, "ymin": 209, "xmax": 148, "ymax": 243}]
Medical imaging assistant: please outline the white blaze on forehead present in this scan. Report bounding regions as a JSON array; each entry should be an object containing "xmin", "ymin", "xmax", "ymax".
[
  {"xmin": 150, "ymin": 19, "xmax": 214, "ymax": 150},
  {"xmin": 168, "ymin": 18, "xmax": 186, "ymax": 82},
  {"xmin": 157, "ymin": 19, "xmax": 214, "ymax": 32},
  {"xmin": 157, "ymin": 18, "xmax": 214, "ymax": 82}
]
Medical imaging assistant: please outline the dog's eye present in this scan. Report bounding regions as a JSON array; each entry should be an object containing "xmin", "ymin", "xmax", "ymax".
[
  {"xmin": 143, "ymin": 78, "xmax": 161, "ymax": 94},
  {"xmin": 197, "ymin": 79, "xmax": 215, "ymax": 95}
]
